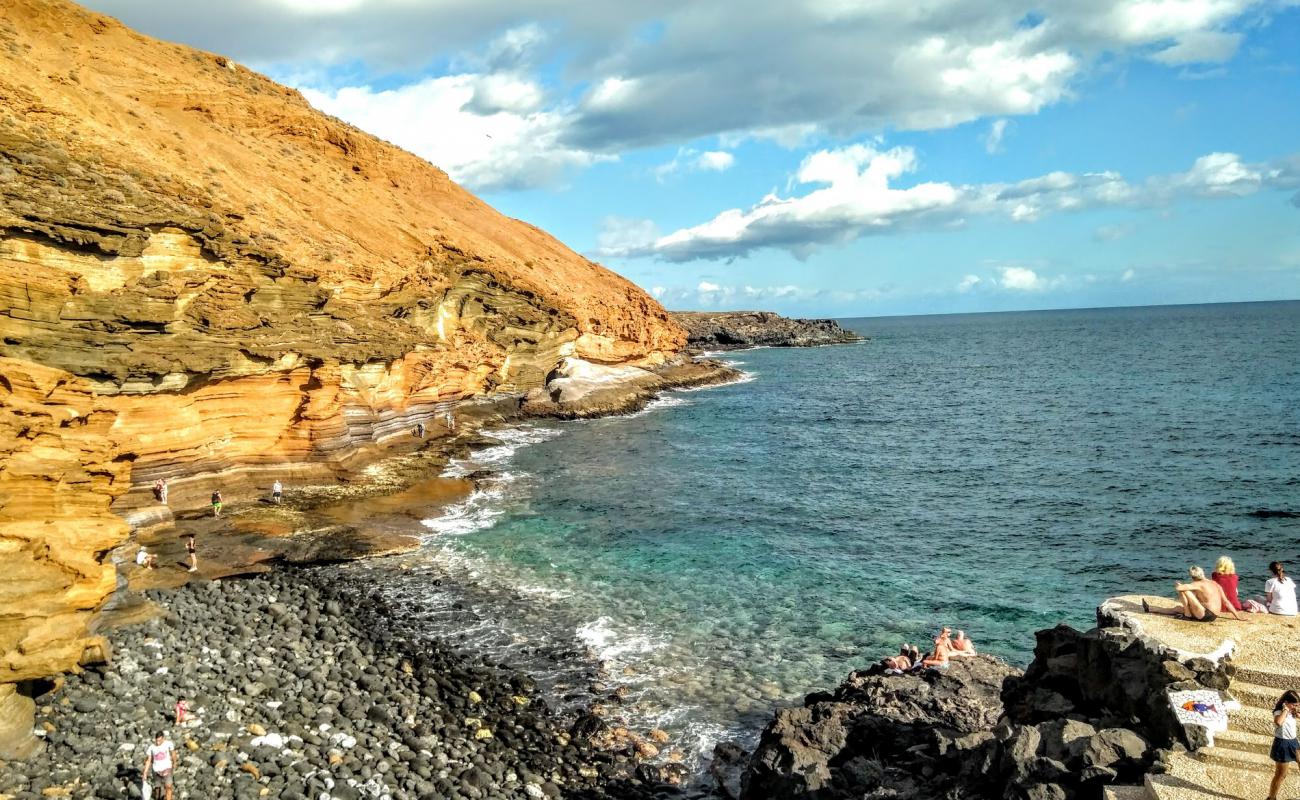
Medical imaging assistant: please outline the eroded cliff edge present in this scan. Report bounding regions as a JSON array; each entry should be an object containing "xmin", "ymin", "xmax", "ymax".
[{"xmin": 0, "ymin": 0, "xmax": 699, "ymax": 745}]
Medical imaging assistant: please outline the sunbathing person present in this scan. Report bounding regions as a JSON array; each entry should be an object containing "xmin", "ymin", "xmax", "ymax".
[
  {"xmin": 950, "ymin": 630, "xmax": 977, "ymax": 656},
  {"xmin": 881, "ymin": 646, "xmax": 913, "ymax": 673},
  {"xmin": 923, "ymin": 627, "xmax": 954, "ymax": 667},
  {"xmin": 1144, "ymin": 566, "xmax": 1248, "ymax": 622}
]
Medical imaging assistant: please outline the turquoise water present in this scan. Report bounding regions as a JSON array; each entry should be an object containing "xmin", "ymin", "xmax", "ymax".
[{"xmin": 357, "ymin": 301, "xmax": 1300, "ymax": 761}]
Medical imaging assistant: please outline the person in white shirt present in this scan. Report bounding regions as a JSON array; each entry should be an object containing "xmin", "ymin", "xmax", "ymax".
[
  {"xmin": 271, "ymin": 479, "xmax": 283, "ymax": 505},
  {"xmin": 1268, "ymin": 690, "xmax": 1299, "ymax": 800},
  {"xmin": 143, "ymin": 731, "xmax": 176, "ymax": 800},
  {"xmin": 1266, "ymin": 561, "xmax": 1298, "ymax": 616}
]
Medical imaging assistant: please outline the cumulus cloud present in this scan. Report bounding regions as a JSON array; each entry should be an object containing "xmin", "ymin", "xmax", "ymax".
[
  {"xmin": 997, "ymin": 266, "xmax": 1058, "ymax": 291},
  {"xmin": 654, "ymin": 148, "xmax": 736, "ymax": 181},
  {"xmin": 604, "ymin": 145, "xmax": 1300, "ymax": 261},
  {"xmin": 956, "ymin": 274, "xmax": 983, "ymax": 292},
  {"xmin": 84, "ymin": 0, "xmax": 1282, "ymax": 166},
  {"xmin": 302, "ymin": 76, "xmax": 609, "ymax": 191},
  {"xmin": 1121, "ymin": 268, "xmax": 1136, "ymax": 282}
]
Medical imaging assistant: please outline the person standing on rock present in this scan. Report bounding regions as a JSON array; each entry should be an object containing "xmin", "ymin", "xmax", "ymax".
[
  {"xmin": 211, "ymin": 489, "xmax": 223, "ymax": 517},
  {"xmin": 271, "ymin": 479, "xmax": 283, "ymax": 505},
  {"xmin": 415, "ymin": 421, "xmax": 426, "ymax": 438},
  {"xmin": 153, "ymin": 478, "xmax": 168, "ymax": 504},
  {"xmin": 1267, "ymin": 690, "xmax": 1300, "ymax": 800},
  {"xmin": 185, "ymin": 534, "xmax": 197, "ymax": 573},
  {"xmin": 143, "ymin": 731, "xmax": 177, "ymax": 800}
]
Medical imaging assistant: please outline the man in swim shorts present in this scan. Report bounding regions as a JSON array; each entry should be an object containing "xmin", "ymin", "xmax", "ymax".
[{"xmin": 1144, "ymin": 566, "xmax": 1249, "ymax": 623}]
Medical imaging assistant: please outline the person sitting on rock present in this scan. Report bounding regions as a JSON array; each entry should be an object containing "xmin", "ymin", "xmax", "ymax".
[
  {"xmin": 923, "ymin": 627, "xmax": 954, "ymax": 668},
  {"xmin": 1211, "ymin": 556, "xmax": 1243, "ymax": 611},
  {"xmin": 135, "ymin": 547, "xmax": 158, "ymax": 569},
  {"xmin": 950, "ymin": 630, "xmax": 977, "ymax": 656},
  {"xmin": 1266, "ymin": 562, "xmax": 1298, "ymax": 616},
  {"xmin": 1143, "ymin": 566, "xmax": 1248, "ymax": 623}
]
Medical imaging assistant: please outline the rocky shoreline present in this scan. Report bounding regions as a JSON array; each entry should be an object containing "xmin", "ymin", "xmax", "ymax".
[
  {"xmin": 670, "ymin": 312, "xmax": 863, "ymax": 351},
  {"xmin": 0, "ymin": 570, "xmax": 682, "ymax": 800},
  {"xmin": 726, "ymin": 617, "xmax": 1236, "ymax": 800}
]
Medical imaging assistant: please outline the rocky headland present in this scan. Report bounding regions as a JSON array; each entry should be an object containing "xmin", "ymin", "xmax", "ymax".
[
  {"xmin": 0, "ymin": 0, "xmax": 735, "ymax": 771},
  {"xmin": 670, "ymin": 312, "xmax": 863, "ymax": 351},
  {"xmin": 724, "ymin": 608, "xmax": 1238, "ymax": 800}
]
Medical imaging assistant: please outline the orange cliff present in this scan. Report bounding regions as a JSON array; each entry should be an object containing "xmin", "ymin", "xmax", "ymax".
[{"xmin": 0, "ymin": 0, "xmax": 688, "ymax": 750}]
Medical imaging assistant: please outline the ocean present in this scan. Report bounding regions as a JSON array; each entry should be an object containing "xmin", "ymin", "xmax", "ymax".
[{"xmin": 342, "ymin": 300, "xmax": 1300, "ymax": 768}]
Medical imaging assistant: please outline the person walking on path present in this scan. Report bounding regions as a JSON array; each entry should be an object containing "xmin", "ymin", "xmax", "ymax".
[
  {"xmin": 143, "ymin": 731, "xmax": 177, "ymax": 800},
  {"xmin": 185, "ymin": 534, "xmax": 197, "ymax": 573},
  {"xmin": 1266, "ymin": 562, "xmax": 1298, "ymax": 616},
  {"xmin": 1267, "ymin": 690, "xmax": 1300, "ymax": 800},
  {"xmin": 271, "ymin": 479, "xmax": 283, "ymax": 505},
  {"xmin": 210, "ymin": 490, "xmax": 223, "ymax": 517}
]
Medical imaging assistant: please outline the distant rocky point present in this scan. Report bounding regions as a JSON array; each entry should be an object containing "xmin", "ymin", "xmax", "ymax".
[{"xmin": 671, "ymin": 311, "xmax": 864, "ymax": 350}]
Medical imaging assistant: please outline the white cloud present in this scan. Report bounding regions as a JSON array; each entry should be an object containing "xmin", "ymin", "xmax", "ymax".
[
  {"xmin": 596, "ymin": 217, "xmax": 660, "ymax": 255},
  {"xmin": 697, "ymin": 281, "xmax": 723, "ymax": 293},
  {"xmin": 983, "ymin": 119, "xmax": 1011, "ymax": 154},
  {"xmin": 697, "ymin": 151, "xmax": 736, "ymax": 172},
  {"xmin": 84, "ymin": 0, "xmax": 1282, "ymax": 160},
  {"xmin": 654, "ymin": 148, "xmax": 737, "ymax": 181},
  {"xmin": 608, "ymin": 145, "xmax": 1300, "ymax": 261},
  {"xmin": 302, "ymin": 77, "xmax": 609, "ymax": 191},
  {"xmin": 1121, "ymin": 268, "xmax": 1137, "ymax": 282},
  {"xmin": 999, "ymin": 266, "xmax": 1051, "ymax": 290},
  {"xmin": 957, "ymin": 274, "xmax": 983, "ymax": 292}
]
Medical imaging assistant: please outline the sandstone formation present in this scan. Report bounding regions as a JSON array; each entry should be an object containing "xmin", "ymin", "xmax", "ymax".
[
  {"xmin": 671, "ymin": 311, "xmax": 862, "ymax": 350},
  {"xmin": 0, "ymin": 0, "xmax": 692, "ymax": 743}
]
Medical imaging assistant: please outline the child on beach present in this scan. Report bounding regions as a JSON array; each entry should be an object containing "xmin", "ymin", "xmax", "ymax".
[{"xmin": 1268, "ymin": 690, "xmax": 1299, "ymax": 800}]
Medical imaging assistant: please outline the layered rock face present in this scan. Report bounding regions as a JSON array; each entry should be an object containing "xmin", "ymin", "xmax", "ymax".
[
  {"xmin": 672, "ymin": 311, "xmax": 862, "ymax": 350},
  {"xmin": 0, "ymin": 0, "xmax": 686, "ymax": 730}
]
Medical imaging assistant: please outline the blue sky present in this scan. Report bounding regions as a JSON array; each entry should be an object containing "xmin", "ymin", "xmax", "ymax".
[{"xmin": 86, "ymin": 0, "xmax": 1300, "ymax": 316}]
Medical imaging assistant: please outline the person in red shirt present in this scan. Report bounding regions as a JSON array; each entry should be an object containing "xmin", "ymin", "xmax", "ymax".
[{"xmin": 1212, "ymin": 555, "xmax": 1243, "ymax": 611}]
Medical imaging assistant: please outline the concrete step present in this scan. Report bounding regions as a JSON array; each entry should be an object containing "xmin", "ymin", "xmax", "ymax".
[
  {"xmin": 1228, "ymin": 702, "xmax": 1277, "ymax": 736},
  {"xmin": 1104, "ymin": 784, "xmax": 1153, "ymax": 800},
  {"xmin": 1147, "ymin": 752, "xmax": 1287, "ymax": 800},
  {"xmin": 1212, "ymin": 726, "xmax": 1276, "ymax": 755},
  {"xmin": 1225, "ymin": 677, "xmax": 1285, "ymax": 711},
  {"xmin": 1231, "ymin": 662, "xmax": 1297, "ymax": 690},
  {"xmin": 1193, "ymin": 741, "xmax": 1278, "ymax": 773}
]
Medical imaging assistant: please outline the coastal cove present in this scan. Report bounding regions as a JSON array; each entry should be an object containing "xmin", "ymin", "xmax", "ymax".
[{"xmin": 342, "ymin": 301, "xmax": 1300, "ymax": 769}]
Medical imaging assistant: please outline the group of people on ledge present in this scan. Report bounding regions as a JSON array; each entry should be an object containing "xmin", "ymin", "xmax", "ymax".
[
  {"xmin": 879, "ymin": 626, "xmax": 977, "ymax": 674},
  {"xmin": 1142, "ymin": 557, "xmax": 1297, "ymax": 623}
]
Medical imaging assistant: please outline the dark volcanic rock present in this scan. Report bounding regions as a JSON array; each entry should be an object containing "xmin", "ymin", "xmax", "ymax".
[
  {"xmin": 671, "ymin": 311, "xmax": 863, "ymax": 350},
  {"xmin": 742, "ymin": 655, "xmax": 1017, "ymax": 799}
]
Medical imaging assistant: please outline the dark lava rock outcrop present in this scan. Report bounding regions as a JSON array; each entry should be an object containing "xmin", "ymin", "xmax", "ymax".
[
  {"xmin": 736, "ymin": 620, "xmax": 1234, "ymax": 800},
  {"xmin": 671, "ymin": 312, "xmax": 862, "ymax": 350}
]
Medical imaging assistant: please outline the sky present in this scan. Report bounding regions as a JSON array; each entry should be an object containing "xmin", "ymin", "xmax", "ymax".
[{"xmin": 83, "ymin": 0, "xmax": 1300, "ymax": 317}]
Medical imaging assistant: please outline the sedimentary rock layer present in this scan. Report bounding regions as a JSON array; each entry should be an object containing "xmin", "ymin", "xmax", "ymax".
[
  {"xmin": 671, "ymin": 311, "xmax": 862, "ymax": 350},
  {"xmin": 0, "ymin": 0, "xmax": 686, "ymax": 713}
]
